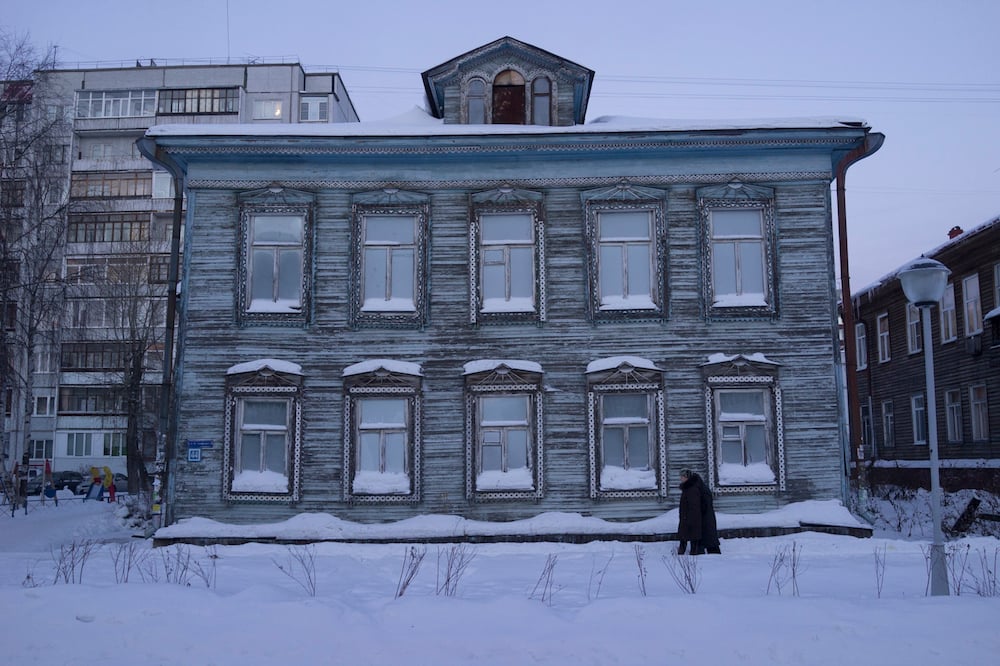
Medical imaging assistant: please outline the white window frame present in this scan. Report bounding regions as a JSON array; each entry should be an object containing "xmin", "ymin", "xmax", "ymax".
[
  {"xmin": 963, "ymin": 273, "xmax": 983, "ymax": 336},
  {"xmin": 103, "ymin": 432, "xmax": 126, "ymax": 457},
  {"xmin": 881, "ymin": 400, "xmax": 895, "ymax": 449},
  {"xmin": 970, "ymin": 384, "xmax": 989, "ymax": 442},
  {"xmin": 877, "ymin": 313, "xmax": 891, "ymax": 363},
  {"xmin": 75, "ymin": 89, "xmax": 156, "ymax": 118},
  {"xmin": 33, "ymin": 395, "xmax": 55, "ymax": 416},
  {"xmin": 299, "ymin": 95, "xmax": 329, "ymax": 122},
  {"xmin": 945, "ymin": 389, "xmax": 963, "ymax": 444},
  {"xmin": 940, "ymin": 283, "xmax": 957, "ymax": 343},
  {"xmin": 29, "ymin": 439, "xmax": 53, "ymax": 459},
  {"xmin": 855, "ymin": 322, "xmax": 868, "ymax": 370},
  {"xmin": 709, "ymin": 385, "xmax": 781, "ymax": 489},
  {"xmin": 252, "ymin": 99, "xmax": 283, "ymax": 120},
  {"xmin": 708, "ymin": 207, "xmax": 768, "ymax": 308},
  {"xmin": 344, "ymin": 362, "xmax": 422, "ymax": 504},
  {"xmin": 66, "ymin": 432, "xmax": 93, "ymax": 457},
  {"xmin": 152, "ymin": 171, "xmax": 173, "ymax": 199},
  {"xmin": 906, "ymin": 304, "xmax": 922, "ymax": 354},
  {"xmin": 911, "ymin": 394, "xmax": 927, "ymax": 445}
]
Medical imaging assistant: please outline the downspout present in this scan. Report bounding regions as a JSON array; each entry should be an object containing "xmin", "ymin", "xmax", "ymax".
[
  {"xmin": 834, "ymin": 130, "xmax": 884, "ymax": 515},
  {"xmin": 136, "ymin": 136, "xmax": 184, "ymax": 528}
]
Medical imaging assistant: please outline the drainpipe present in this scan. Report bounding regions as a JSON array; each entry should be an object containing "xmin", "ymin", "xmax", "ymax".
[
  {"xmin": 136, "ymin": 136, "xmax": 185, "ymax": 527},
  {"xmin": 834, "ymin": 131, "xmax": 885, "ymax": 514}
]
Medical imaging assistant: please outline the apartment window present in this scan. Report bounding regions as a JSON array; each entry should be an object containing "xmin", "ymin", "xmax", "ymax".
[
  {"xmin": 58, "ymin": 387, "xmax": 121, "ymax": 415},
  {"xmin": 343, "ymin": 360, "xmax": 422, "ymax": 503},
  {"xmin": 33, "ymin": 348, "xmax": 57, "ymax": 374},
  {"xmin": 152, "ymin": 171, "xmax": 173, "ymax": 198},
  {"xmin": 223, "ymin": 361, "xmax": 302, "ymax": 501},
  {"xmin": 963, "ymin": 273, "xmax": 983, "ymax": 336},
  {"xmin": 61, "ymin": 342, "xmax": 129, "ymax": 372},
  {"xmin": 33, "ymin": 395, "xmax": 54, "ymax": 416},
  {"xmin": 1, "ymin": 179, "xmax": 25, "ymax": 207},
  {"xmin": 29, "ymin": 439, "xmax": 53, "ymax": 459},
  {"xmin": 300, "ymin": 96, "xmax": 328, "ymax": 121},
  {"xmin": 76, "ymin": 89, "xmax": 156, "ymax": 118},
  {"xmin": 157, "ymin": 88, "xmax": 239, "ymax": 115},
  {"xmin": 103, "ymin": 432, "xmax": 126, "ymax": 457},
  {"xmin": 252, "ymin": 100, "xmax": 283, "ymax": 119},
  {"xmin": 66, "ymin": 432, "xmax": 93, "ymax": 456},
  {"xmin": 70, "ymin": 172, "xmax": 152, "ymax": 198},
  {"xmin": 531, "ymin": 77, "xmax": 551, "ymax": 125},
  {"xmin": 877, "ymin": 313, "xmax": 891, "ymax": 363},
  {"xmin": 465, "ymin": 360, "xmax": 543, "ymax": 500},
  {"xmin": 911, "ymin": 394, "xmax": 927, "ymax": 444},
  {"xmin": 68, "ymin": 213, "xmax": 149, "ymax": 244},
  {"xmin": 940, "ymin": 283, "xmax": 957, "ymax": 343},
  {"xmin": 467, "ymin": 78, "xmax": 487, "ymax": 123},
  {"xmin": 351, "ymin": 195, "xmax": 428, "ymax": 328},
  {"xmin": 970, "ymin": 384, "xmax": 989, "ymax": 442},
  {"xmin": 906, "ymin": 304, "xmax": 922, "ymax": 353},
  {"xmin": 90, "ymin": 143, "xmax": 113, "ymax": 160},
  {"xmin": 945, "ymin": 389, "xmax": 963, "ymax": 443},
  {"xmin": 1, "ymin": 301, "xmax": 15, "ymax": 332},
  {"xmin": 881, "ymin": 400, "xmax": 895, "ymax": 449},
  {"xmin": 855, "ymin": 322, "xmax": 868, "ymax": 370},
  {"xmin": 238, "ymin": 188, "xmax": 314, "ymax": 326}
]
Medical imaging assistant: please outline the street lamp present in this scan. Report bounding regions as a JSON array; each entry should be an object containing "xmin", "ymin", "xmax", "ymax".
[{"xmin": 898, "ymin": 256, "xmax": 950, "ymax": 596}]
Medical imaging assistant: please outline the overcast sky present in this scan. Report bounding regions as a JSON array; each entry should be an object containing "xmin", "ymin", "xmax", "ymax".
[{"xmin": 6, "ymin": 0, "xmax": 999, "ymax": 290}]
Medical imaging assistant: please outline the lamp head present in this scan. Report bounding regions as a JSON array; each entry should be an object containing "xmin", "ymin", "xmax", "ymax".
[{"xmin": 898, "ymin": 257, "xmax": 950, "ymax": 308}]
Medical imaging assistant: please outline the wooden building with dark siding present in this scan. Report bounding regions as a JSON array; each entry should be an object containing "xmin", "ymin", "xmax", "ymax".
[
  {"xmin": 851, "ymin": 217, "xmax": 1000, "ymax": 492},
  {"xmin": 139, "ymin": 37, "xmax": 882, "ymax": 528}
]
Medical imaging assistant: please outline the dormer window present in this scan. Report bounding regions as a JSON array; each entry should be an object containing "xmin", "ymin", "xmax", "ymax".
[
  {"xmin": 531, "ymin": 77, "xmax": 551, "ymax": 125},
  {"xmin": 492, "ymin": 70, "xmax": 525, "ymax": 124},
  {"xmin": 467, "ymin": 78, "xmax": 487, "ymax": 124}
]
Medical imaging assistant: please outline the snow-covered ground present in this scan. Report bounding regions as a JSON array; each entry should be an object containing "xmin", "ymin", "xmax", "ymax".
[{"xmin": 2, "ymin": 493, "xmax": 999, "ymax": 666}]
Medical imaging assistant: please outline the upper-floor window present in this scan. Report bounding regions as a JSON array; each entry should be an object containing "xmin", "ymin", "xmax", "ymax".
[
  {"xmin": 911, "ymin": 394, "xmax": 927, "ymax": 444},
  {"xmin": 464, "ymin": 360, "xmax": 544, "ymax": 501},
  {"xmin": 104, "ymin": 432, "xmax": 126, "ymax": 457},
  {"xmin": 945, "ymin": 389, "xmax": 963, "ymax": 443},
  {"xmin": 963, "ymin": 273, "xmax": 982, "ymax": 336},
  {"xmin": 1, "ymin": 179, "xmax": 26, "ymax": 207},
  {"xmin": 531, "ymin": 77, "xmax": 551, "ymax": 125},
  {"xmin": 300, "ymin": 96, "xmax": 328, "ymax": 122},
  {"xmin": 33, "ymin": 395, "xmax": 54, "ymax": 416},
  {"xmin": 940, "ymin": 283, "xmax": 957, "ymax": 342},
  {"xmin": 492, "ymin": 70, "xmax": 525, "ymax": 124},
  {"xmin": 76, "ymin": 89, "xmax": 156, "ymax": 118},
  {"xmin": 855, "ymin": 322, "xmax": 868, "ymax": 370},
  {"xmin": 66, "ymin": 432, "xmax": 93, "ymax": 456},
  {"xmin": 906, "ymin": 304, "xmax": 922, "ymax": 354},
  {"xmin": 68, "ymin": 213, "xmax": 149, "ymax": 244},
  {"xmin": 29, "ymin": 439, "xmax": 53, "ymax": 459},
  {"xmin": 877, "ymin": 313, "xmax": 891, "ymax": 363},
  {"xmin": 351, "ymin": 192, "xmax": 429, "ymax": 328},
  {"xmin": 467, "ymin": 78, "xmax": 487, "ymax": 124},
  {"xmin": 970, "ymin": 384, "xmax": 989, "ymax": 442},
  {"xmin": 70, "ymin": 172, "xmax": 151, "ymax": 199},
  {"xmin": 881, "ymin": 400, "xmax": 895, "ymax": 448},
  {"xmin": 470, "ymin": 189, "xmax": 545, "ymax": 324},
  {"xmin": 237, "ymin": 188, "xmax": 314, "ymax": 326},
  {"xmin": 157, "ymin": 88, "xmax": 239, "ymax": 115},
  {"xmin": 58, "ymin": 386, "xmax": 121, "ymax": 415},
  {"xmin": 343, "ymin": 360, "xmax": 423, "ymax": 503},
  {"xmin": 698, "ymin": 182, "xmax": 776, "ymax": 318},
  {"xmin": 252, "ymin": 100, "xmax": 283, "ymax": 120},
  {"xmin": 223, "ymin": 360, "xmax": 303, "ymax": 502}
]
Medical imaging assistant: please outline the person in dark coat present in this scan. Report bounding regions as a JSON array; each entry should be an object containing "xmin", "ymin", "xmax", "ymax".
[
  {"xmin": 695, "ymin": 473, "xmax": 721, "ymax": 554},
  {"xmin": 677, "ymin": 469, "xmax": 703, "ymax": 555}
]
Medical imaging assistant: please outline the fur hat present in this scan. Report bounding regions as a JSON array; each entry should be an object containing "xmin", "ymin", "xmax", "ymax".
[{"xmin": 680, "ymin": 469, "xmax": 693, "ymax": 479}]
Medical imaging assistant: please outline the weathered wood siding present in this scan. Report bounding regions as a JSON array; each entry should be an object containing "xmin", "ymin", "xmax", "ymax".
[{"xmin": 165, "ymin": 132, "xmax": 858, "ymax": 526}]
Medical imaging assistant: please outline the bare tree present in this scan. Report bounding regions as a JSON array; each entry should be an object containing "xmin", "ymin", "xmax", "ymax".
[{"xmin": 1, "ymin": 30, "xmax": 68, "ymax": 479}]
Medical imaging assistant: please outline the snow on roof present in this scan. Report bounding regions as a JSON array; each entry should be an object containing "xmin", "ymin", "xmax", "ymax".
[
  {"xmin": 463, "ymin": 359, "xmax": 543, "ymax": 375},
  {"xmin": 585, "ymin": 356, "xmax": 661, "ymax": 374},
  {"xmin": 702, "ymin": 352, "xmax": 781, "ymax": 366},
  {"xmin": 145, "ymin": 107, "xmax": 868, "ymax": 139},
  {"xmin": 343, "ymin": 359, "xmax": 423, "ymax": 377},
  {"xmin": 226, "ymin": 358, "xmax": 303, "ymax": 376}
]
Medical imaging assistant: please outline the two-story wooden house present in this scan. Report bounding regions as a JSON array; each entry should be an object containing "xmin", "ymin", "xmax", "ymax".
[
  {"xmin": 851, "ymin": 217, "xmax": 999, "ymax": 492},
  {"xmin": 139, "ymin": 37, "xmax": 882, "ymax": 528}
]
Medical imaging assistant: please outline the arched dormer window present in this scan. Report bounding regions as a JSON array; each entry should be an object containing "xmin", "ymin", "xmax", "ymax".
[
  {"xmin": 531, "ymin": 77, "xmax": 551, "ymax": 125},
  {"xmin": 492, "ymin": 70, "xmax": 525, "ymax": 124},
  {"xmin": 467, "ymin": 78, "xmax": 487, "ymax": 124}
]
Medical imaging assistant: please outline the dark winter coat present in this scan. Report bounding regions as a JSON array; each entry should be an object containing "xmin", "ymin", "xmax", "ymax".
[
  {"xmin": 677, "ymin": 475, "xmax": 703, "ymax": 541},
  {"xmin": 696, "ymin": 475, "xmax": 720, "ymax": 552}
]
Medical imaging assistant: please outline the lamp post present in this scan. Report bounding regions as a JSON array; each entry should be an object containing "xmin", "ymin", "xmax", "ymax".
[{"xmin": 898, "ymin": 257, "xmax": 950, "ymax": 596}]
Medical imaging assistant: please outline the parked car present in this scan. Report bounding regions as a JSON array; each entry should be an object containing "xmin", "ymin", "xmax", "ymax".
[
  {"xmin": 77, "ymin": 473, "xmax": 129, "ymax": 497},
  {"xmin": 51, "ymin": 471, "xmax": 84, "ymax": 494}
]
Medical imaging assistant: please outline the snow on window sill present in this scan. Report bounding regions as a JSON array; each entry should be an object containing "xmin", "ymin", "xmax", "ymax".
[
  {"xmin": 600, "ymin": 466, "xmax": 656, "ymax": 490},
  {"xmin": 352, "ymin": 471, "xmax": 412, "ymax": 495},
  {"xmin": 362, "ymin": 298, "xmax": 416, "ymax": 313},
  {"xmin": 717, "ymin": 462, "xmax": 776, "ymax": 485},
  {"xmin": 247, "ymin": 298, "xmax": 302, "ymax": 314},
  {"xmin": 713, "ymin": 293, "xmax": 768, "ymax": 308},
  {"xmin": 231, "ymin": 470, "xmax": 289, "ymax": 493},
  {"xmin": 476, "ymin": 468, "xmax": 534, "ymax": 491}
]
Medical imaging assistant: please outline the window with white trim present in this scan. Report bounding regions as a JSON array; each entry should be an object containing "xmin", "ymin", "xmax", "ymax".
[
  {"xmin": 252, "ymin": 100, "xmax": 283, "ymax": 120},
  {"xmin": 531, "ymin": 77, "xmax": 551, "ymax": 125},
  {"xmin": 945, "ymin": 389, "xmax": 962, "ymax": 444},
  {"xmin": 940, "ymin": 283, "xmax": 957, "ymax": 343},
  {"xmin": 911, "ymin": 394, "xmax": 927, "ymax": 444},
  {"xmin": 713, "ymin": 388, "xmax": 779, "ymax": 487},
  {"xmin": 343, "ymin": 360, "xmax": 422, "ymax": 503},
  {"xmin": 351, "ymin": 193, "xmax": 428, "ymax": 328},
  {"xmin": 299, "ymin": 96, "xmax": 329, "ymax": 122},
  {"xmin": 237, "ymin": 188, "xmax": 314, "ymax": 326},
  {"xmin": 465, "ymin": 361, "xmax": 543, "ymax": 500},
  {"xmin": 223, "ymin": 362, "xmax": 302, "ymax": 502},
  {"xmin": 963, "ymin": 273, "xmax": 982, "ymax": 336},
  {"xmin": 970, "ymin": 384, "xmax": 989, "ymax": 442},
  {"xmin": 76, "ymin": 89, "xmax": 156, "ymax": 118},
  {"xmin": 103, "ymin": 432, "xmax": 126, "ymax": 457},
  {"xmin": 906, "ymin": 304, "xmax": 922, "ymax": 354},
  {"xmin": 34, "ymin": 394, "xmax": 54, "ymax": 416},
  {"xmin": 466, "ymin": 78, "xmax": 487, "ymax": 124},
  {"xmin": 587, "ymin": 358, "xmax": 666, "ymax": 498},
  {"xmin": 877, "ymin": 313, "xmax": 891, "ymax": 363},
  {"xmin": 29, "ymin": 439, "xmax": 53, "ymax": 459},
  {"xmin": 855, "ymin": 322, "xmax": 868, "ymax": 370},
  {"xmin": 881, "ymin": 400, "xmax": 895, "ymax": 449},
  {"xmin": 66, "ymin": 432, "xmax": 93, "ymax": 456}
]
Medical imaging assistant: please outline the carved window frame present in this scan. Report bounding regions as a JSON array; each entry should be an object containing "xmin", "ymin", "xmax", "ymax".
[{"xmin": 236, "ymin": 188, "xmax": 314, "ymax": 327}]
